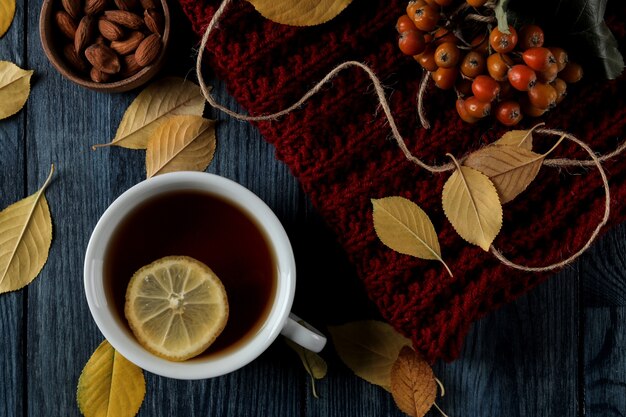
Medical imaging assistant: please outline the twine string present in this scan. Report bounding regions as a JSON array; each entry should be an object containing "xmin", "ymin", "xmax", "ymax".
[
  {"xmin": 195, "ymin": 0, "xmax": 625, "ymax": 272},
  {"xmin": 417, "ymin": 72, "xmax": 431, "ymax": 129},
  {"xmin": 195, "ymin": 0, "xmax": 455, "ymax": 173},
  {"xmin": 491, "ymin": 129, "xmax": 611, "ymax": 272}
]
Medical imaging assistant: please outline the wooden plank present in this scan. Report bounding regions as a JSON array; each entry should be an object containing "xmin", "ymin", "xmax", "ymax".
[
  {"xmin": 23, "ymin": 2, "xmax": 305, "ymax": 407},
  {"xmin": 581, "ymin": 224, "xmax": 626, "ymax": 416},
  {"xmin": 434, "ymin": 268, "xmax": 579, "ymax": 417},
  {"xmin": 24, "ymin": 33, "xmax": 116, "ymax": 417},
  {"xmin": 581, "ymin": 224, "xmax": 626, "ymax": 307},
  {"xmin": 583, "ymin": 307, "xmax": 626, "ymax": 417},
  {"xmin": 296, "ymin": 202, "xmax": 405, "ymax": 417},
  {"xmin": 0, "ymin": 0, "xmax": 26, "ymax": 415},
  {"xmin": 23, "ymin": 3, "xmax": 136, "ymax": 415}
]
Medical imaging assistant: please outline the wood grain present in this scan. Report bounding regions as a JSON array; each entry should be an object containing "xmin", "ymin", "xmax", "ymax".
[
  {"xmin": 581, "ymin": 224, "xmax": 626, "ymax": 307},
  {"xmin": 0, "ymin": 0, "xmax": 25, "ymax": 414},
  {"xmin": 582, "ymin": 223, "xmax": 626, "ymax": 417},
  {"xmin": 1, "ymin": 0, "xmax": 625, "ymax": 416},
  {"xmin": 434, "ymin": 268, "xmax": 579, "ymax": 417},
  {"xmin": 583, "ymin": 308, "xmax": 626, "ymax": 417}
]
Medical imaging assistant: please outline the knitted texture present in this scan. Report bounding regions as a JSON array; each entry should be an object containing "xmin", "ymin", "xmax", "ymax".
[{"xmin": 179, "ymin": 0, "xmax": 626, "ymax": 361}]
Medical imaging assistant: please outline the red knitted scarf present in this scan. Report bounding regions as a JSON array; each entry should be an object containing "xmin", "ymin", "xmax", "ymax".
[{"xmin": 179, "ymin": 0, "xmax": 626, "ymax": 361}]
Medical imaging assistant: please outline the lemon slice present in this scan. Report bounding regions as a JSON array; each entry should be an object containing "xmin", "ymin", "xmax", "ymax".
[{"xmin": 124, "ymin": 256, "xmax": 229, "ymax": 361}]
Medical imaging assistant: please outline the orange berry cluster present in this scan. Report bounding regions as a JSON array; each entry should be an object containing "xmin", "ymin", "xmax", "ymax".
[{"xmin": 397, "ymin": 0, "xmax": 583, "ymax": 126}]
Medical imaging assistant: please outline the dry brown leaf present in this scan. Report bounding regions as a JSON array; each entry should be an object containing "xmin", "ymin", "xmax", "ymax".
[
  {"xmin": 145, "ymin": 115, "xmax": 216, "ymax": 178},
  {"xmin": 93, "ymin": 77, "xmax": 206, "ymax": 149},
  {"xmin": 390, "ymin": 346, "xmax": 437, "ymax": 417},
  {"xmin": 494, "ymin": 123, "xmax": 544, "ymax": 150},
  {"xmin": 463, "ymin": 145, "xmax": 543, "ymax": 204},
  {"xmin": 0, "ymin": 0, "xmax": 15, "ymax": 38},
  {"xmin": 285, "ymin": 339, "xmax": 328, "ymax": 398},
  {"xmin": 77, "ymin": 340, "xmax": 145, "ymax": 417},
  {"xmin": 442, "ymin": 158, "xmax": 503, "ymax": 251},
  {"xmin": 0, "ymin": 165, "xmax": 54, "ymax": 293},
  {"xmin": 494, "ymin": 130, "xmax": 534, "ymax": 150},
  {"xmin": 328, "ymin": 320, "xmax": 411, "ymax": 391},
  {"xmin": 371, "ymin": 197, "xmax": 452, "ymax": 276},
  {"xmin": 0, "ymin": 61, "xmax": 33, "ymax": 120},
  {"xmin": 247, "ymin": 0, "xmax": 352, "ymax": 26}
]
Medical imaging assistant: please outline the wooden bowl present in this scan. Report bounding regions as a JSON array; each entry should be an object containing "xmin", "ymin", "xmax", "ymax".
[{"xmin": 39, "ymin": 0, "xmax": 170, "ymax": 93}]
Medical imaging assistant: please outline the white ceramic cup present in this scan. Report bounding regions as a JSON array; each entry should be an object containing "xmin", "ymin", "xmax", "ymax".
[{"xmin": 84, "ymin": 172, "xmax": 326, "ymax": 380}]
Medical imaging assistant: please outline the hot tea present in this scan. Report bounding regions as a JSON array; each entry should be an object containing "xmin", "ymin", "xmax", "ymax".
[{"xmin": 103, "ymin": 189, "xmax": 277, "ymax": 358}]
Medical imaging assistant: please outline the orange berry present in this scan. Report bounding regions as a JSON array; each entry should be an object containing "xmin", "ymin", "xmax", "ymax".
[
  {"xmin": 433, "ymin": 66, "xmax": 458, "ymax": 90},
  {"xmin": 412, "ymin": 4, "xmax": 439, "ymax": 32},
  {"xmin": 551, "ymin": 78, "xmax": 567, "ymax": 104},
  {"xmin": 434, "ymin": 42, "xmax": 461, "ymax": 68},
  {"xmin": 548, "ymin": 47, "xmax": 568, "ymax": 71},
  {"xmin": 508, "ymin": 64, "xmax": 537, "ymax": 91},
  {"xmin": 398, "ymin": 30, "xmax": 426, "ymax": 56},
  {"xmin": 489, "ymin": 25, "xmax": 518, "ymax": 53},
  {"xmin": 456, "ymin": 98, "xmax": 479, "ymax": 123},
  {"xmin": 522, "ymin": 47, "xmax": 557, "ymax": 72},
  {"xmin": 518, "ymin": 25, "xmax": 544, "ymax": 50},
  {"xmin": 414, "ymin": 45, "xmax": 438, "ymax": 71},
  {"xmin": 396, "ymin": 15, "xmax": 417, "ymax": 33},
  {"xmin": 495, "ymin": 101, "xmax": 522, "ymax": 126},
  {"xmin": 528, "ymin": 83, "xmax": 558, "ymax": 109},
  {"xmin": 487, "ymin": 53, "xmax": 513, "ymax": 81},
  {"xmin": 460, "ymin": 51, "xmax": 486, "ymax": 78},
  {"xmin": 560, "ymin": 62, "xmax": 583, "ymax": 83},
  {"xmin": 471, "ymin": 75, "xmax": 500, "ymax": 102},
  {"xmin": 464, "ymin": 96, "xmax": 491, "ymax": 118}
]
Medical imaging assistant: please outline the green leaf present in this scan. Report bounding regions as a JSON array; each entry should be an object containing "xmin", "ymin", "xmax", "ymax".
[
  {"xmin": 504, "ymin": 0, "xmax": 624, "ymax": 79},
  {"xmin": 494, "ymin": 0, "xmax": 510, "ymax": 34}
]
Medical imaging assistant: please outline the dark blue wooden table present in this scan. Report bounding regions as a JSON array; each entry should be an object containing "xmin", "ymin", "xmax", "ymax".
[{"xmin": 1, "ymin": 1, "xmax": 625, "ymax": 416}]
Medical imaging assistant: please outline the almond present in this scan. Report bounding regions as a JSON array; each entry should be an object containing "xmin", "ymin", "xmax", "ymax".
[
  {"xmin": 134, "ymin": 33, "xmax": 161, "ymax": 67},
  {"xmin": 84, "ymin": 0, "xmax": 107, "ymax": 15},
  {"xmin": 98, "ymin": 18, "xmax": 124, "ymax": 41},
  {"xmin": 74, "ymin": 15, "xmax": 95, "ymax": 54},
  {"xmin": 104, "ymin": 10, "xmax": 144, "ymax": 30},
  {"xmin": 62, "ymin": 0, "xmax": 82, "ymax": 19},
  {"xmin": 95, "ymin": 35, "xmax": 106, "ymax": 45},
  {"xmin": 110, "ymin": 31, "xmax": 145, "ymax": 55},
  {"xmin": 120, "ymin": 54, "xmax": 142, "ymax": 78},
  {"xmin": 90, "ymin": 67, "xmax": 111, "ymax": 83},
  {"xmin": 54, "ymin": 11, "xmax": 77, "ymax": 40},
  {"xmin": 114, "ymin": 0, "xmax": 138, "ymax": 11},
  {"xmin": 140, "ymin": 0, "xmax": 157, "ymax": 9},
  {"xmin": 85, "ymin": 44, "xmax": 122, "ymax": 74},
  {"xmin": 143, "ymin": 9, "xmax": 163, "ymax": 35},
  {"xmin": 63, "ymin": 44, "xmax": 88, "ymax": 73}
]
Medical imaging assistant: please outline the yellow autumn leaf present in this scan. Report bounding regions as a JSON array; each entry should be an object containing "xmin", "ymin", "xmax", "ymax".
[
  {"xmin": 285, "ymin": 339, "xmax": 328, "ymax": 398},
  {"xmin": 0, "ymin": 61, "xmax": 33, "ymax": 120},
  {"xmin": 463, "ymin": 145, "xmax": 543, "ymax": 204},
  {"xmin": 0, "ymin": 0, "xmax": 16, "ymax": 38},
  {"xmin": 328, "ymin": 320, "xmax": 411, "ymax": 392},
  {"xmin": 371, "ymin": 197, "xmax": 452, "ymax": 276},
  {"xmin": 0, "ymin": 165, "xmax": 54, "ymax": 293},
  {"xmin": 77, "ymin": 340, "xmax": 145, "ymax": 417},
  {"xmin": 442, "ymin": 157, "xmax": 503, "ymax": 251},
  {"xmin": 93, "ymin": 77, "xmax": 206, "ymax": 149},
  {"xmin": 247, "ymin": 0, "xmax": 352, "ymax": 26},
  {"xmin": 145, "ymin": 115, "xmax": 216, "ymax": 178},
  {"xmin": 390, "ymin": 346, "xmax": 437, "ymax": 417}
]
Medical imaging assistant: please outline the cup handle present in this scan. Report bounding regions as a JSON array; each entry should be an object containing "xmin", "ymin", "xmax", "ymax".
[{"xmin": 280, "ymin": 313, "xmax": 327, "ymax": 352}]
